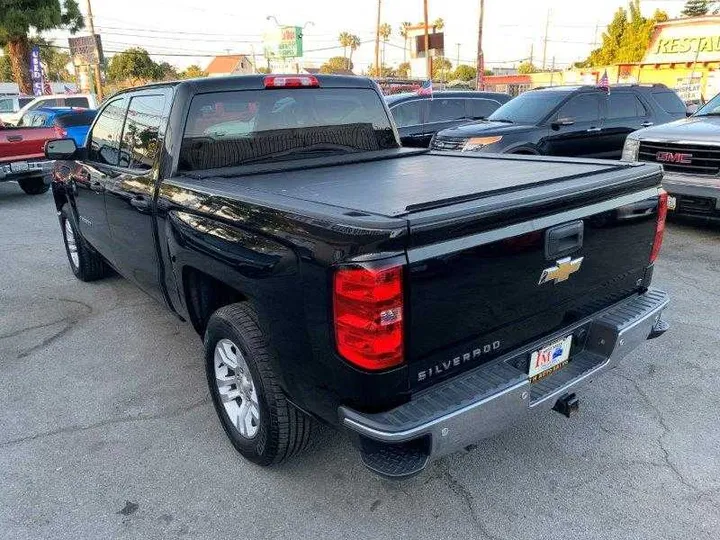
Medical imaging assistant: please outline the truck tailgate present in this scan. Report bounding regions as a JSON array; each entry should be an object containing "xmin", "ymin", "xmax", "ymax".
[{"xmin": 403, "ymin": 158, "xmax": 663, "ymax": 387}]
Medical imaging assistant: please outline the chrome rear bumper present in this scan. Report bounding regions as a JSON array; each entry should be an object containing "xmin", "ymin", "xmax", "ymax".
[{"xmin": 340, "ymin": 289, "xmax": 670, "ymax": 478}]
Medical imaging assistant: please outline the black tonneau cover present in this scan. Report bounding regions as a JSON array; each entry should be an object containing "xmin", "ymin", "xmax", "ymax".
[{"xmin": 192, "ymin": 151, "xmax": 660, "ymax": 218}]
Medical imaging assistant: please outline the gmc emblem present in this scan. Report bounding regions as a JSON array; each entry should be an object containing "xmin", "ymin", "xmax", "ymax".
[{"xmin": 656, "ymin": 151, "xmax": 692, "ymax": 164}]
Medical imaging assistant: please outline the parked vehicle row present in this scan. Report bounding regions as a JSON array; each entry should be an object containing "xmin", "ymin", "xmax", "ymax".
[
  {"xmin": 0, "ymin": 93, "xmax": 97, "ymax": 126},
  {"xmin": 44, "ymin": 74, "xmax": 669, "ymax": 478}
]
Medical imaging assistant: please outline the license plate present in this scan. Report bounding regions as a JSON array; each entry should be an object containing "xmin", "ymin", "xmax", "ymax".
[
  {"xmin": 528, "ymin": 335, "xmax": 572, "ymax": 382},
  {"xmin": 667, "ymin": 195, "xmax": 677, "ymax": 211},
  {"xmin": 10, "ymin": 161, "xmax": 28, "ymax": 172}
]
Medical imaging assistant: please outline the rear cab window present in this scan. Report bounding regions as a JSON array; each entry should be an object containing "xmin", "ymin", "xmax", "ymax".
[
  {"xmin": 180, "ymin": 87, "xmax": 397, "ymax": 171},
  {"xmin": 652, "ymin": 90, "xmax": 686, "ymax": 115},
  {"xmin": 56, "ymin": 110, "xmax": 97, "ymax": 128},
  {"xmin": 65, "ymin": 97, "xmax": 90, "ymax": 108}
]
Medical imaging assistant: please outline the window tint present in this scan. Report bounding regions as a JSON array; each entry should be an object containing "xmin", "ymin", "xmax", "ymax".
[
  {"xmin": 27, "ymin": 98, "xmax": 61, "ymax": 112},
  {"xmin": 181, "ymin": 88, "xmax": 396, "ymax": 171},
  {"xmin": 18, "ymin": 97, "xmax": 33, "ymax": 108},
  {"xmin": 607, "ymin": 93, "xmax": 646, "ymax": 119},
  {"xmin": 18, "ymin": 112, "xmax": 48, "ymax": 127},
  {"xmin": 392, "ymin": 101, "xmax": 424, "ymax": 127},
  {"xmin": 120, "ymin": 95, "xmax": 166, "ymax": 170},
  {"xmin": 652, "ymin": 90, "xmax": 685, "ymax": 114},
  {"xmin": 0, "ymin": 98, "xmax": 14, "ymax": 113},
  {"xmin": 56, "ymin": 110, "xmax": 97, "ymax": 128},
  {"xmin": 429, "ymin": 98, "xmax": 466, "ymax": 122},
  {"xmin": 89, "ymin": 97, "xmax": 128, "ymax": 166},
  {"xmin": 557, "ymin": 94, "xmax": 600, "ymax": 123},
  {"xmin": 466, "ymin": 98, "xmax": 499, "ymax": 119},
  {"xmin": 488, "ymin": 91, "xmax": 568, "ymax": 123},
  {"xmin": 65, "ymin": 97, "xmax": 90, "ymax": 108}
]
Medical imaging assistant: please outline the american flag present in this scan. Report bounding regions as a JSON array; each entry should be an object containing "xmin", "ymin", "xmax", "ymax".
[
  {"xmin": 597, "ymin": 69, "xmax": 610, "ymax": 93},
  {"xmin": 416, "ymin": 80, "xmax": 433, "ymax": 98}
]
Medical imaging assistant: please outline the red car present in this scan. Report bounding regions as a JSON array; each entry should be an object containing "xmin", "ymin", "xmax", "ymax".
[{"xmin": 0, "ymin": 119, "xmax": 57, "ymax": 195}]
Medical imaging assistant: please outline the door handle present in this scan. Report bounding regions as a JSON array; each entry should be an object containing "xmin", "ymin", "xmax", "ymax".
[
  {"xmin": 129, "ymin": 196, "xmax": 150, "ymax": 211},
  {"xmin": 6, "ymin": 135, "xmax": 22, "ymax": 142},
  {"xmin": 545, "ymin": 221, "xmax": 584, "ymax": 259},
  {"xmin": 641, "ymin": 121, "xmax": 654, "ymax": 127},
  {"xmin": 586, "ymin": 127, "xmax": 601, "ymax": 133},
  {"xmin": 89, "ymin": 181, "xmax": 104, "ymax": 193}
]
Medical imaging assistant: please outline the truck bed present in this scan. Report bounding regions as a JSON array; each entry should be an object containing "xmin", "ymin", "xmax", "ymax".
[{"xmin": 188, "ymin": 151, "xmax": 662, "ymax": 220}]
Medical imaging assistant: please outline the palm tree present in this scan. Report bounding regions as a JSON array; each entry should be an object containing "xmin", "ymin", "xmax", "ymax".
[
  {"xmin": 399, "ymin": 21, "xmax": 412, "ymax": 62},
  {"xmin": 347, "ymin": 34, "xmax": 361, "ymax": 71},
  {"xmin": 433, "ymin": 18, "xmax": 445, "ymax": 31},
  {"xmin": 379, "ymin": 23, "xmax": 392, "ymax": 68},
  {"xmin": 338, "ymin": 31, "xmax": 353, "ymax": 63}
]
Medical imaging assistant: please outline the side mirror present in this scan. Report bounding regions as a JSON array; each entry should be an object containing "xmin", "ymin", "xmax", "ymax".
[
  {"xmin": 45, "ymin": 138, "xmax": 78, "ymax": 160},
  {"xmin": 554, "ymin": 117, "xmax": 575, "ymax": 127}
]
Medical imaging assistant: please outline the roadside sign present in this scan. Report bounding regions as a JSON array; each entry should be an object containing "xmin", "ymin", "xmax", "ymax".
[
  {"xmin": 263, "ymin": 26, "xmax": 303, "ymax": 59},
  {"xmin": 68, "ymin": 35, "xmax": 105, "ymax": 66}
]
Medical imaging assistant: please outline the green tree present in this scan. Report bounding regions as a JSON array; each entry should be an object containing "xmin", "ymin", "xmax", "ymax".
[
  {"xmin": 320, "ymin": 56, "xmax": 353, "ymax": 74},
  {"xmin": 399, "ymin": 22, "xmax": 412, "ymax": 62},
  {"xmin": 682, "ymin": 0, "xmax": 709, "ymax": 16},
  {"xmin": 0, "ymin": 0, "xmax": 84, "ymax": 94},
  {"xmin": 431, "ymin": 57, "xmax": 452, "ymax": 80},
  {"xmin": 338, "ymin": 31, "xmax": 353, "ymax": 63},
  {"xmin": 256, "ymin": 66, "xmax": 271, "ymax": 74},
  {"xmin": 579, "ymin": 1, "xmax": 668, "ymax": 66},
  {"xmin": 181, "ymin": 64, "xmax": 206, "ymax": 79},
  {"xmin": 517, "ymin": 61, "xmax": 539, "ymax": 74},
  {"xmin": 397, "ymin": 61, "xmax": 411, "ymax": 78},
  {"xmin": 33, "ymin": 38, "xmax": 72, "ymax": 81},
  {"xmin": 379, "ymin": 23, "xmax": 392, "ymax": 66},
  {"xmin": 433, "ymin": 18, "xmax": 445, "ymax": 31},
  {"xmin": 0, "ymin": 51, "xmax": 11, "ymax": 80},
  {"xmin": 156, "ymin": 61, "xmax": 178, "ymax": 80},
  {"xmin": 453, "ymin": 64, "xmax": 477, "ymax": 81},
  {"xmin": 107, "ymin": 48, "xmax": 161, "ymax": 83},
  {"xmin": 368, "ymin": 64, "xmax": 395, "ymax": 77},
  {"xmin": 347, "ymin": 34, "xmax": 361, "ymax": 71}
]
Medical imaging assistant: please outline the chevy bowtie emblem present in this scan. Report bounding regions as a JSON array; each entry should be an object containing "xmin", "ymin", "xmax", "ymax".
[{"xmin": 538, "ymin": 256, "xmax": 584, "ymax": 285}]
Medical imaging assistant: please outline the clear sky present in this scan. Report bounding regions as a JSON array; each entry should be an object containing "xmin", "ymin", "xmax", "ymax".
[{"xmin": 50, "ymin": 0, "xmax": 689, "ymax": 72}]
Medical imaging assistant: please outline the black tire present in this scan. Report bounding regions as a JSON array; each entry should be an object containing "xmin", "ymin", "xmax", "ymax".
[
  {"xmin": 60, "ymin": 207, "xmax": 107, "ymax": 281},
  {"xmin": 18, "ymin": 177, "xmax": 50, "ymax": 195},
  {"xmin": 204, "ymin": 303, "xmax": 312, "ymax": 465}
]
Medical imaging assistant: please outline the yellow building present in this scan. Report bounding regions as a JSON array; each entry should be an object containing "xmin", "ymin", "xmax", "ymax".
[{"xmin": 486, "ymin": 16, "xmax": 720, "ymax": 102}]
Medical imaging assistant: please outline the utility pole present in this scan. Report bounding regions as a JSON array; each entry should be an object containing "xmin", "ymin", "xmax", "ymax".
[
  {"xmin": 423, "ymin": 0, "xmax": 431, "ymax": 79},
  {"xmin": 541, "ymin": 9, "xmax": 550, "ymax": 70},
  {"xmin": 529, "ymin": 43, "xmax": 534, "ymax": 65},
  {"xmin": 84, "ymin": 0, "xmax": 103, "ymax": 100},
  {"xmin": 456, "ymin": 43, "xmax": 461, "ymax": 67},
  {"xmin": 374, "ymin": 0, "xmax": 381, "ymax": 77},
  {"xmin": 475, "ymin": 0, "xmax": 485, "ymax": 90},
  {"xmin": 250, "ymin": 45, "xmax": 257, "ymax": 74}
]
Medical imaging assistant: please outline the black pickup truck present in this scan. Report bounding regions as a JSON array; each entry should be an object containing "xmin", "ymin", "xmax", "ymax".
[{"xmin": 45, "ymin": 75, "xmax": 670, "ymax": 478}]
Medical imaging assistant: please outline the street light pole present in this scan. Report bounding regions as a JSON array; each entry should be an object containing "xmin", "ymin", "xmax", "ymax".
[
  {"xmin": 84, "ymin": 0, "xmax": 103, "ymax": 100},
  {"xmin": 423, "ymin": 0, "xmax": 431, "ymax": 79},
  {"xmin": 374, "ymin": 0, "xmax": 381, "ymax": 77},
  {"xmin": 475, "ymin": 0, "xmax": 484, "ymax": 90}
]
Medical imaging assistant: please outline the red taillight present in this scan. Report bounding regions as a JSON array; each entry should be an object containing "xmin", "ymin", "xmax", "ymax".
[
  {"xmin": 263, "ymin": 75, "xmax": 319, "ymax": 88},
  {"xmin": 650, "ymin": 189, "xmax": 668, "ymax": 263},
  {"xmin": 53, "ymin": 125, "xmax": 67, "ymax": 139},
  {"xmin": 333, "ymin": 265, "xmax": 404, "ymax": 371}
]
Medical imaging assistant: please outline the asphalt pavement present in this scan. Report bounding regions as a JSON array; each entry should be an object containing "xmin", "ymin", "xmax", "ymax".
[{"xmin": 1, "ymin": 181, "xmax": 719, "ymax": 540}]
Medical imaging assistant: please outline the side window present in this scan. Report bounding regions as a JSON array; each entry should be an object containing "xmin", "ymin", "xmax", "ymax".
[
  {"xmin": 65, "ymin": 97, "xmax": 90, "ymax": 108},
  {"xmin": 607, "ymin": 93, "xmax": 641, "ymax": 119},
  {"xmin": 120, "ymin": 94, "xmax": 166, "ymax": 170},
  {"xmin": 88, "ymin": 97, "xmax": 128, "ymax": 165},
  {"xmin": 652, "ymin": 90, "xmax": 686, "ymax": 115},
  {"xmin": 392, "ymin": 101, "xmax": 424, "ymax": 127},
  {"xmin": 429, "ymin": 98, "xmax": 466, "ymax": 123},
  {"xmin": 466, "ymin": 99, "xmax": 499, "ymax": 119},
  {"xmin": 0, "ymin": 98, "xmax": 13, "ymax": 113},
  {"xmin": 556, "ymin": 94, "xmax": 600, "ymax": 123}
]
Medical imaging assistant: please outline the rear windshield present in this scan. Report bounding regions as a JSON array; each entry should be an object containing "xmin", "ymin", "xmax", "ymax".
[
  {"xmin": 652, "ymin": 90, "xmax": 686, "ymax": 114},
  {"xmin": 56, "ymin": 110, "xmax": 97, "ymax": 127},
  {"xmin": 179, "ymin": 88, "xmax": 397, "ymax": 171}
]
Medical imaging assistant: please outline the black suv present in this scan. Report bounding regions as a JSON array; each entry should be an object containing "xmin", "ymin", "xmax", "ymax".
[
  {"xmin": 386, "ymin": 90, "xmax": 511, "ymax": 147},
  {"xmin": 431, "ymin": 84, "xmax": 687, "ymax": 158}
]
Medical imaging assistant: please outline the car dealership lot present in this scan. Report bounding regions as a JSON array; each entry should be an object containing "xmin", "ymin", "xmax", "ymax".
[{"xmin": 0, "ymin": 182, "xmax": 718, "ymax": 540}]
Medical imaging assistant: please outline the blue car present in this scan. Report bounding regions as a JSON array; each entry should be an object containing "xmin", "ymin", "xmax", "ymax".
[{"xmin": 17, "ymin": 107, "xmax": 97, "ymax": 146}]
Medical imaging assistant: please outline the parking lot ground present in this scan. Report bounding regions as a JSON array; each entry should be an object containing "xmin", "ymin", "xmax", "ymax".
[{"xmin": 1, "ymin": 181, "xmax": 719, "ymax": 540}]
